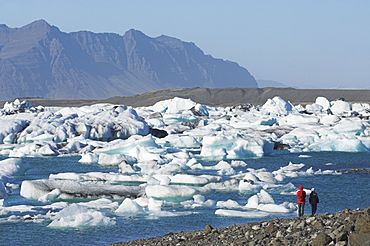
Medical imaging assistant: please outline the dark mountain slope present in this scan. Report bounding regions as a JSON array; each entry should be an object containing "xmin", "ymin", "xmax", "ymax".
[{"xmin": 0, "ymin": 20, "xmax": 257, "ymax": 100}]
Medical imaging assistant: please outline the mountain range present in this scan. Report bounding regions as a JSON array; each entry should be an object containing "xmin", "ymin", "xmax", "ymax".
[{"xmin": 0, "ymin": 20, "xmax": 257, "ymax": 100}]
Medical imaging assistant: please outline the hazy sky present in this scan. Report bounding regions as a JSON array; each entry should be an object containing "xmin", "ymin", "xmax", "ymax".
[{"xmin": 1, "ymin": 0, "xmax": 369, "ymax": 89}]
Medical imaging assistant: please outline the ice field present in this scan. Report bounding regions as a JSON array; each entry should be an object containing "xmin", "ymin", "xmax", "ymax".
[{"xmin": 0, "ymin": 96, "xmax": 370, "ymax": 245}]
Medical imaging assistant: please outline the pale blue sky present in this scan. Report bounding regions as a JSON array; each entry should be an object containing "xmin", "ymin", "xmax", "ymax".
[{"xmin": 1, "ymin": 0, "xmax": 369, "ymax": 89}]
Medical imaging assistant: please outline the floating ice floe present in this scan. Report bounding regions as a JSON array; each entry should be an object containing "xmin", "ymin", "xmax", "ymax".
[
  {"xmin": 115, "ymin": 198, "xmax": 145, "ymax": 215},
  {"xmin": 113, "ymin": 196, "xmax": 193, "ymax": 218},
  {"xmin": 20, "ymin": 179, "xmax": 145, "ymax": 200},
  {"xmin": 180, "ymin": 195, "xmax": 215, "ymax": 209},
  {"xmin": 215, "ymin": 209, "xmax": 270, "ymax": 218},
  {"xmin": 0, "ymin": 158, "xmax": 32, "ymax": 184},
  {"xmin": 145, "ymin": 185, "xmax": 213, "ymax": 202},
  {"xmin": 216, "ymin": 199, "xmax": 243, "ymax": 209},
  {"xmin": 238, "ymin": 180, "xmax": 261, "ymax": 194},
  {"xmin": 48, "ymin": 203, "xmax": 115, "ymax": 227},
  {"xmin": 97, "ymin": 153, "xmax": 137, "ymax": 165},
  {"xmin": 37, "ymin": 189, "xmax": 61, "ymax": 204},
  {"xmin": 49, "ymin": 172, "xmax": 220, "ymax": 186},
  {"xmin": 244, "ymin": 189, "xmax": 295, "ymax": 213}
]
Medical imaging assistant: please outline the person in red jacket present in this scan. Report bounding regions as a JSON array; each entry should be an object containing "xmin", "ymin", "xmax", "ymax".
[{"xmin": 296, "ymin": 186, "xmax": 306, "ymax": 217}]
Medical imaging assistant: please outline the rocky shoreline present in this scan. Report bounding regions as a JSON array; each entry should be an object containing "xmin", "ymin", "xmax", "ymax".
[{"xmin": 109, "ymin": 207, "xmax": 370, "ymax": 246}]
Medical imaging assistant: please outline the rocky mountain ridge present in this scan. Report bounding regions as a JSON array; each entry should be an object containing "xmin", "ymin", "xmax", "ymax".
[{"xmin": 0, "ymin": 20, "xmax": 257, "ymax": 100}]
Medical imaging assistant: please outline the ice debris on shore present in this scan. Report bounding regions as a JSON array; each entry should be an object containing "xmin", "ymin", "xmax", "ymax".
[{"xmin": 0, "ymin": 96, "xmax": 368, "ymax": 227}]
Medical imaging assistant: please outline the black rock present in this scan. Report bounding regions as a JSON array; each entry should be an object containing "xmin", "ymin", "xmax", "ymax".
[{"xmin": 149, "ymin": 128, "xmax": 168, "ymax": 138}]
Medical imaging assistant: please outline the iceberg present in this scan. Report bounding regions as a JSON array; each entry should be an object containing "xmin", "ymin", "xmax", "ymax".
[
  {"xmin": 308, "ymin": 138, "xmax": 368, "ymax": 152},
  {"xmin": 244, "ymin": 190, "xmax": 294, "ymax": 213},
  {"xmin": 150, "ymin": 97, "xmax": 205, "ymax": 115},
  {"xmin": 238, "ymin": 180, "xmax": 261, "ymax": 194},
  {"xmin": 78, "ymin": 153, "xmax": 99, "ymax": 163},
  {"xmin": 2, "ymin": 99, "xmax": 32, "ymax": 114},
  {"xmin": 0, "ymin": 119, "xmax": 30, "ymax": 144},
  {"xmin": 37, "ymin": 189, "xmax": 61, "ymax": 204},
  {"xmin": 0, "ymin": 158, "xmax": 32, "ymax": 183},
  {"xmin": 115, "ymin": 198, "xmax": 145, "ymax": 215},
  {"xmin": 48, "ymin": 204, "xmax": 115, "ymax": 227},
  {"xmin": 0, "ymin": 181, "xmax": 7, "ymax": 199},
  {"xmin": 215, "ymin": 209, "xmax": 269, "ymax": 218},
  {"xmin": 278, "ymin": 114, "xmax": 319, "ymax": 127},
  {"xmin": 200, "ymin": 134, "xmax": 273, "ymax": 159},
  {"xmin": 330, "ymin": 100, "xmax": 351, "ymax": 115},
  {"xmin": 216, "ymin": 199, "xmax": 242, "ymax": 209},
  {"xmin": 154, "ymin": 174, "xmax": 221, "ymax": 186},
  {"xmin": 180, "ymin": 195, "xmax": 215, "ymax": 209},
  {"xmin": 98, "ymin": 153, "xmax": 137, "ymax": 165},
  {"xmin": 256, "ymin": 203, "xmax": 291, "ymax": 213},
  {"xmin": 77, "ymin": 198, "xmax": 119, "ymax": 210},
  {"xmin": 20, "ymin": 179, "xmax": 145, "ymax": 200},
  {"xmin": 145, "ymin": 185, "xmax": 213, "ymax": 202},
  {"xmin": 332, "ymin": 118, "xmax": 365, "ymax": 135},
  {"xmin": 1, "ymin": 103, "xmax": 150, "ymax": 149},
  {"xmin": 155, "ymin": 134, "xmax": 201, "ymax": 149},
  {"xmin": 93, "ymin": 136, "xmax": 163, "ymax": 162},
  {"xmin": 261, "ymin": 96, "xmax": 295, "ymax": 116},
  {"xmin": 315, "ymin": 96, "xmax": 331, "ymax": 110}
]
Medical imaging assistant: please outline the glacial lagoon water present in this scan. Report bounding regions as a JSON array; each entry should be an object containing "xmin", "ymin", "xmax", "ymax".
[{"xmin": 1, "ymin": 151, "xmax": 369, "ymax": 246}]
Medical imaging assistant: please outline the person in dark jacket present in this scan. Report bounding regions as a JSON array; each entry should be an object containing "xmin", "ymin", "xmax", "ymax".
[
  {"xmin": 296, "ymin": 186, "xmax": 306, "ymax": 217},
  {"xmin": 309, "ymin": 188, "xmax": 319, "ymax": 215}
]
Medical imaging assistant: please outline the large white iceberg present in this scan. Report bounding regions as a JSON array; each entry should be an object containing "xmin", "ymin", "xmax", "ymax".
[
  {"xmin": 20, "ymin": 179, "xmax": 145, "ymax": 200},
  {"xmin": 0, "ymin": 103, "xmax": 150, "ymax": 149}
]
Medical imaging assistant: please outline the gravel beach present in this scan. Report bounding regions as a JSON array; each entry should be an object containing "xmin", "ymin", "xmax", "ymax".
[
  {"xmin": 4, "ymin": 88, "xmax": 370, "ymax": 108},
  {"xmin": 109, "ymin": 207, "xmax": 370, "ymax": 246}
]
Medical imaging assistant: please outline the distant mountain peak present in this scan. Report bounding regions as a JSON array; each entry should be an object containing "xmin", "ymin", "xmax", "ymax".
[
  {"xmin": 17, "ymin": 19, "xmax": 62, "ymax": 39},
  {"xmin": 155, "ymin": 35, "xmax": 185, "ymax": 49},
  {"xmin": 23, "ymin": 19, "xmax": 51, "ymax": 29},
  {"xmin": 0, "ymin": 24, "xmax": 9, "ymax": 30},
  {"xmin": 123, "ymin": 29, "xmax": 148, "ymax": 38}
]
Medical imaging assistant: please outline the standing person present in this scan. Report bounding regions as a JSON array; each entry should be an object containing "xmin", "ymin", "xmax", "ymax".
[
  {"xmin": 296, "ymin": 186, "xmax": 306, "ymax": 217},
  {"xmin": 309, "ymin": 188, "xmax": 319, "ymax": 215}
]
